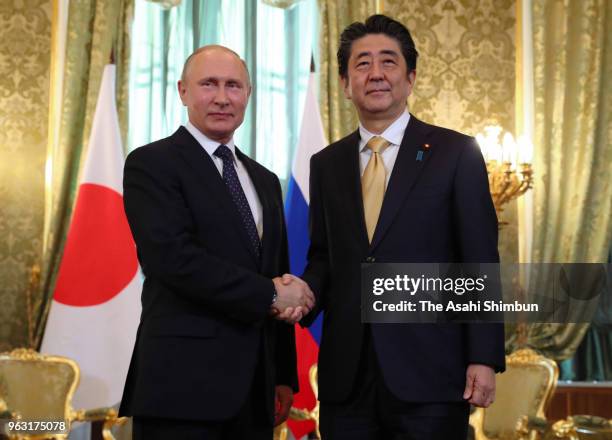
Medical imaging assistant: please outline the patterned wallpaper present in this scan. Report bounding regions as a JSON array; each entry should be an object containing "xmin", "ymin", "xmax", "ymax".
[
  {"xmin": 383, "ymin": 0, "xmax": 519, "ymax": 262},
  {"xmin": 0, "ymin": 0, "xmax": 51, "ymax": 350},
  {"xmin": 383, "ymin": 0, "xmax": 516, "ymax": 137}
]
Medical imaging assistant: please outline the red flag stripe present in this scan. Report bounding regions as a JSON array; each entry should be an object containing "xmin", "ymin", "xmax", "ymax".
[{"xmin": 54, "ymin": 183, "xmax": 138, "ymax": 306}]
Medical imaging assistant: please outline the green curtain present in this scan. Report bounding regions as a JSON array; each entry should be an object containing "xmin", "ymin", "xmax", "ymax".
[
  {"xmin": 560, "ymin": 249, "xmax": 612, "ymax": 380},
  {"xmin": 129, "ymin": 0, "xmax": 317, "ymax": 187},
  {"xmin": 128, "ymin": 0, "xmax": 213, "ymax": 149},
  {"xmin": 253, "ymin": 1, "xmax": 317, "ymax": 182},
  {"xmin": 511, "ymin": 0, "xmax": 612, "ymax": 361},
  {"xmin": 0, "ymin": 1, "xmax": 51, "ymax": 351},
  {"xmin": 37, "ymin": 0, "xmax": 134, "ymax": 348},
  {"xmin": 560, "ymin": 324, "xmax": 612, "ymax": 381}
]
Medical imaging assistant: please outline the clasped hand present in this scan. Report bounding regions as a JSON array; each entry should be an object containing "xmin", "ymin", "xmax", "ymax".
[{"xmin": 270, "ymin": 274, "xmax": 315, "ymax": 324}]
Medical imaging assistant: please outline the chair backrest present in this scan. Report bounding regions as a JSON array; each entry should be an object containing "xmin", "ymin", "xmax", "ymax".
[
  {"xmin": 0, "ymin": 348, "xmax": 79, "ymax": 421},
  {"xmin": 471, "ymin": 348, "xmax": 559, "ymax": 440}
]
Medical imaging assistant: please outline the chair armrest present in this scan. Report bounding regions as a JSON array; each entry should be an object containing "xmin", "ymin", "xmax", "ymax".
[
  {"xmin": 288, "ymin": 405, "xmax": 321, "ymax": 439},
  {"xmin": 0, "ymin": 397, "xmax": 14, "ymax": 419},
  {"xmin": 0, "ymin": 406, "xmax": 21, "ymax": 436},
  {"xmin": 0, "ymin": 410, "xmax": 15, "ymax": 420},
  {"xmin": 0, "ymin": 396, "xmax": 20, "ymax": 421},
  {"xmin": 517, "ymin": 415, "xmax": 550, "ymax": 435},
  {"xmin": 73, "ymin": 406, "xmax": 116, "ymax": 422},
  {"xmin": 73, "ymin": 407, "xmax": 128, "ymax": 440},
  {"xmin": 516, "ymin": 415, "xmax": 581, "ymax": 440},
  {"xmin": 549, "ymin": 419, "xmax": 579, "ymax": 440},
  {"xmin": 568, "ymin": 414, "xmax": 612, "ymax": 430},
  {"xmin": 289, "ymin": 407, "xmax": 313, "ymax": 422}
]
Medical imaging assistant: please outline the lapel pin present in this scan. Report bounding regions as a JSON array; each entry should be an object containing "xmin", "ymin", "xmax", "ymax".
[{"xmin": 416, "ymin": 150, "xmax": 424, "ymax": 161}]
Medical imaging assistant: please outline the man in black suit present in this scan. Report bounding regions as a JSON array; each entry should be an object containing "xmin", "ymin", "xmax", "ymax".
[
  {"xmin": 119, "ymin": 45, "xmax": 314, "ymax": 439},
  {"xmin": 295, "ymin": 15, "xmax": 506, "ymax": 439}
]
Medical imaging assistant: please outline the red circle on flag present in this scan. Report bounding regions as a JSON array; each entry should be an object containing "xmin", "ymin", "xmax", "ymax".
[{"xmin": 54, "ymin": 184, "xmax": 138, "ymax": 306}]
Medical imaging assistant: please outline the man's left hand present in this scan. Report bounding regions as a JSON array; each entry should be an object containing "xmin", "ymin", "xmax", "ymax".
[
  {"xmin": 463, "ymin": 364, "xmax": 496, "ymax": 408},
  {"xmin": 274, "ymin": 385, "xmax": 294, "ymax": 426}
]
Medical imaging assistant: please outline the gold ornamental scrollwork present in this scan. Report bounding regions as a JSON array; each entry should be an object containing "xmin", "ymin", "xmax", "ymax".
[
  {"xmin": 145, "ymin": 0, "xmax": 181, "ymax": 9},
  {"xmin": 262, "ymin": 0, "xmax": 304, "ymax": 9}
]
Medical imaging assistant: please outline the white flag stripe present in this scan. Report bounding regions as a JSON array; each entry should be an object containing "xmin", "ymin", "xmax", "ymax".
[
  {"xmin": 291, "ymin": 72, "xmax": 327, "ymax": 203},
  {"xmin": 42, "ymin": 273, "xmax": 141, "ymax": 407},
  {"xmin": 81, "ymin": 65, "xmax": 124, "ymax": 194}
]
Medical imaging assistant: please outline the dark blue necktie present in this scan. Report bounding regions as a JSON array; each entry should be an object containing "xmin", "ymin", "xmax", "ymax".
[{"xmin": 214, "ymin": 144, "xmax": 261, "ymax": 259}]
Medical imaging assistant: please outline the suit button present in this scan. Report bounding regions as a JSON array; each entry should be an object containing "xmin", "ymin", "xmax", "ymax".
[{"xmin": 366, "ymin": 256, "xmax": 376, "ymax": 263}]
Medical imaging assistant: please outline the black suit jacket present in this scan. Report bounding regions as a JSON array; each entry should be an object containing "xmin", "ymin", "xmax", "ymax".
[
  {"xmin": 119, "ymin": 127, "xmax": 297, "ymax": 422},
  {"xmin": 302, "ymin": 115, "xmax": 505, "ymax": 404}
]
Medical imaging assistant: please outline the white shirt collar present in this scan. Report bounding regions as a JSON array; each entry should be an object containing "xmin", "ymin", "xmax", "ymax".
[
  {"xmin": 359, "ymin": 110, "xmax": 410, "ymax": 151},
  {"xmin": 184, "ymin": 121, "xmax": 237, "ymax": 161}
]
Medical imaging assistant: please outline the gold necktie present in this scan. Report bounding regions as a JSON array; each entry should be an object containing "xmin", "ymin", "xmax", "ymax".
[{"xmin": 362, "ymin": 136, "xmax": 390, "ymax": 243}]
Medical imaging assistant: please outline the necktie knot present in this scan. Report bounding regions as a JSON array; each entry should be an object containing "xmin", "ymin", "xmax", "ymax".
[
  {"xmin": 366, "ymin": 136, "xmax": 390, "ymax": 155},
  {"xmin": 214, "ymin": 144, "xmax": 233, "ymax": 161}
]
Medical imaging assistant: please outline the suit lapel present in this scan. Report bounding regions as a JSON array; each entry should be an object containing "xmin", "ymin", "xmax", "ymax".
[
  {"xmin": 172, "ymin": 127, "xmax": 260, "ymax": 265},
  {"xmin": 370, "ymin": 116, "xmax": 433, "ymax": 251},
  {"xmin": 337, "ymin": 130, "xmax": 370, "ymax": 253}
]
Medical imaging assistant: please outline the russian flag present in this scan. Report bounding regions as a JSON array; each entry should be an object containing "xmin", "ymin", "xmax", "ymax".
[{"xmin": 285, "ymin": 65, "xmax": 327, "ymax": 439}]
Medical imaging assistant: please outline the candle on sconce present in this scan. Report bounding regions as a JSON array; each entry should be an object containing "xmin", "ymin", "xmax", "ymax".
[
  {"xmin": 502, "ymin": 132, "xmax": 515, "ymax": 166},
  {"xmin": 476, "ymin": 133, "xmax": 488, "ymax": 161},
  {"xmin": 493, "ymin": 141, "xmax": 503, "ymax": 164},
  {"xmin": 517, "ymin": 135, "xmax": 534, "ymax": 164},
  {"xmin": 474, "ymin": 125, "xmax": 534, "ymax": 227}
]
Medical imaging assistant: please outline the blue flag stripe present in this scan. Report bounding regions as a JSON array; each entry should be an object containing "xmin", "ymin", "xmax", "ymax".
[{"xmin": 285, "ymin": 176, "xmax": 323, "ymax": 345}]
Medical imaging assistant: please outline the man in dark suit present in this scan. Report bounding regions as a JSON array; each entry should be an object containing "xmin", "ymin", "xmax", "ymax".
[
  {"xmin": 296, "ymin": 15, "xmax": 506, "ymax": 439},
  {"xmin": 119, "ymin": 45, "xmax": 314, "ymax": 439}
]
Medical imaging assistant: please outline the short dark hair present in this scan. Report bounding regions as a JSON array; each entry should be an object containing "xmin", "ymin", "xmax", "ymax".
[{"xmin": 337, "ymin": 14, "xmax": 419, "ymax": 78}]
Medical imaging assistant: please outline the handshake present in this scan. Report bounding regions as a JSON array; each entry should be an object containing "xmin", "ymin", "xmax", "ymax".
[{"xmin": 270, "ymin": 274, "xmax": 315, "ymax": 324}]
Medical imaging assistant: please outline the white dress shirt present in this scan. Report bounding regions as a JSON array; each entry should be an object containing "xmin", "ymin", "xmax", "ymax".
[
  {"xmin": 358, "ymin": 110, "xmax": 411, "ymax": 186},
  {"xmin": 185, "ymin": 122, "xmax": 263, "ymax": 239}
]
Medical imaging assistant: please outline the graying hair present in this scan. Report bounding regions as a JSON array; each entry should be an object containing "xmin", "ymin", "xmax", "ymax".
[{"xmin": 180, "ymin": 45, "xmax": 251, "ymax": 86}]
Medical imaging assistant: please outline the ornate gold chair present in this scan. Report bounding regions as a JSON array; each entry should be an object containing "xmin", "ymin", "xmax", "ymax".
[
  {"xmin": 523, "ymin": 415, "xmax": 612, "ymax": 440},
  {"xmin": 470, "ymin": 348, "xmax": 559, "ymax": 440},
  {"xmin": 560, "ymin": 415, "xmax": 612, "ymax": 439},
  {"xmin": 0, "ymin": 348, "xmax": 126, "ymax": 440},
  {"xmin": 274, "ymin": 364, "xmax": 320, "ymax": 440}
]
